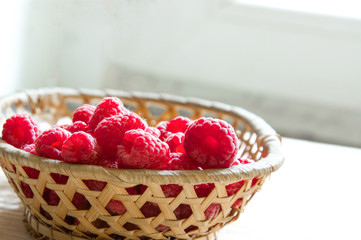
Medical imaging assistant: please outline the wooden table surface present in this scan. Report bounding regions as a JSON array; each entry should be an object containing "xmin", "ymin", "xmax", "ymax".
[{"xmin": 1, "ymin": 138, "xmax": 360, "ymax": 239}]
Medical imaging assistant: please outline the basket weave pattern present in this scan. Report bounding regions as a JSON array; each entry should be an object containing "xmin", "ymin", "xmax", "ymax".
[{"xmin": 0, "ymin": 88, "xmax": 283, "ymax": 240}]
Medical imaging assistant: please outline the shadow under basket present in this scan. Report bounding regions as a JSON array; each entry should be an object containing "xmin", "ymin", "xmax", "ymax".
[{"xmin": 0, "ymin": 88, "xmax": 284, "ymax": 240}]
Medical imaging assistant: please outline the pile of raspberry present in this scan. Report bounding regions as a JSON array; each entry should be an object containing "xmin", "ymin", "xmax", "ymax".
[{"xmin": 1, "ymin": 97, "xmax": 258, "ymax": 230}]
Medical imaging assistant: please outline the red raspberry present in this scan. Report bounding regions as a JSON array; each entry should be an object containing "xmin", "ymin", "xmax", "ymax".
[
  {"xmin": 84, "ymin": 180, "xmax": 107, "ymax": 191},
  {"xmin": 72, "ymin": 192, "xmax": 90, "ymax": 210},
  {"xmin": 165, "ymin": 132, "xmax": 185, "ymax": 153},
  {"xmin": 23, "ymin": 166, "xmax": 40, "ymax": 179},
  {"xmin": 140, "ymin": 186, "xmax": 173, "ymax": 230},
  {"xmin": 161, "ymin": 184, "xmax": 184, "ymax": 220},
  {"xmin": 35, "ymin": 127, "xmax": 71, "ymax": 160},
  {"xmin": 178, "ymin": 204, "xmax": 192, "ymax": 219},
  {"xmin": 141, "ymin": 184, "xmax": 187, "ymax": 221},
  {"xmin": 117, "ymin": 129, "xmax": 170, "ymax": 169},
  {"xmin": 157, "ymin": 116, "xmax": 192, "ymax": 140},
  {"xmin": 2, "ymin": 114, "xmax": 40, "ymax": 148},
  {"xmin": 20, "ymin": 166, "xmax": 40, "ymax": 198},
  {"xmin": 140, "ymin": 202, "xmax": 160, "ymax": 218},
  {"xmin": 21, "ymin": 144, "xmax": 37, "ymax": 155},
  {"xmin": 145, "ymin": 127, "xmax": 161, "ymax": 138},
  {"xmin": 21, "ymin": 182, "xmax": 33, "ymax": 198},
  {"xmin": 66, "ymin": 121, "xmax": 88, "ymax": 133},
  {"xmin": 92, "ymin": 219, "xmax": 109, "ymax": 228},
  {"xmin": 72, "ymin": 104, "xmax": 96, "ymax": 124},
  {"xmin": 51, "ymin": 173, "xmax": 69, "ymax": 184},
  {"xmin": 194, "ymin": 183, "xmax": 221, "ymax": 220},
  {"xmin": 227, "ymin": 158, "xmax": 256, "ymax": 208},
  {"xmin": 65, "ymin": 216, "xmax": 79, "ymax": 225},
  {"xmin": 98, "ymin": 158, "xmax": 120, "ymax": 169},
  {"xmin": 43, "ymin": 188, "xmax": 60, "ymax": 206},
  {"xmin": 87, "ymin": 97, "xmax": 128, "ymax": 131},
  {"xmin": 161, "ymin": 184, "xmax": 183, "ymax": 198},
  {"xmin": 203, "ymin": 203, "xmax": 221, "ymax": 220},
  {"xmin": 94, "ymin": 112, "xmax": 146, "ymax": 159},
  {"xmin": 231, "ymin": 158, "xmax": 254, "ymax": 166},
  {"xmin": 40, "ymin": 207, "xmax": 52, "ymax": 220},
  {"xmin": 45, "ymin": 174, "xmax": 70, "ymax": 207},
  {"xmin": 184, "ymin": 118, "xmax": 239, "ymax": 169},
  {"xmin": 162, "ymin": 153, "xmax": 200, "ymax": 170},
  {"xmin": 83, "ymin": 158, "xmax": 119, "ymax": 191},
  {"xmin": 106, "ymin": 200, "xmax": 126, "ymax": 215},
  {"xmin": 61, "ymin": 131, "xmax": 100, "ymax": 165}
]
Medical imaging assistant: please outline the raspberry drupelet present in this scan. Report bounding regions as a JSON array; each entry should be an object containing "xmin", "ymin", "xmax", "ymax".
[
  {"xmin": 145, "ymin": 127, "xmax": 161, "ymax": 138},
  {"xmin": 165, "ymin": 132, "xmax": 185, "ymax": 153},
  {"xmin": 184, "ymin": 117, "xmax": 239, "ymax": 169},
  {"xmin": 2, "ymin": 114, "xmax": 41, "ymax": 148}
]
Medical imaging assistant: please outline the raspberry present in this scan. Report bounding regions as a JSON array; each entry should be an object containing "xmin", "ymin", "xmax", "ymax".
[
  {"xmin": 21, "ymin": 144, "xmax": 37, "ymax": 155},
  {"xmin": 40, "ymin": 207, "xmax": 52, "ymax": 220},
  {"xmin": 145, "ymin": 127, "xmax": 161, "ymax": 138},
  {"xmin": 83, "ymin": 158, "xmax": 119, "ymax": 191},
  {"xmin": 94, "ymin": 113, "xmax": 146, "ymax": 159},
  {"xmin": 2, "ymin": 114, "xmax": 40, "ymax": 148},
  {"xmin": 162, "ymin": 153, "xmax": 200, "ymax": 170},
  {"xmin": 20, "ymin": 166, "xmax": 39, "ymax": 198},
  {"xmin": 92, "ymin": 219, "xmax": 109, "ymax": 228},
  {"xmin": 65, "ymin": 216, "xmax": 79, "ymax": 225},
  {"xmin": 106, "ymin": 200, "xmax": 126, "ymax": 215},
  {"xmin": 66, "ymin": 121, "xmax": 88, "ymax": 133},
  {"xmin": 23, "ymin": 166, "xmax": 40, "ymax": 179},
  {"xmin": 184, "ymin": 118, "xmax": 239, "ymax": 169},
  {"xmin": 72, "ymin": 104, "xmax": 96, "ymax": 124},
  {"xmin": 194, "ymin": 183, "xmax": 221, "ymax": 219},
  {"xmin": 61, "ymin": 131, "xmax": 100, "ymax": 165},
  {"xmin": 160, "ymin": 184, "xmax": 185, "ymax": 220},
  {"xmin": 141, "ymin": 184, "xmax": 186, "ymax": 221},
  {"xmin": 165, "ymin": 132, "xmax": 185, "ymax": 153},
  {"xmin": 84, "ymin": 180, "xmax": 107, "ymax": 191},
  {"xmin": 140, "ymin": 202, "xmax": 160, "ymax": 218},
  {"xmin": 157, "ymin": 116, "xmax": 192, "ymax": 140},
  {"xmin": 117, "ymin": 129, "xmax": 170, "ymax": 169},
  {"xmin": 98, "ymin": 158, "xmax": 120, "ymax": 169},
  {"xmin": 232, "ymin": 158, "xmax": 254, "ymax": 166},
  {"xmin": 51, "ymin": 173, "xmax": 69, "ymax": 184},
  {"xmin": 227, "ymin": 158, "xmax": 256, "ymax": 208},
  {"xmin": 21, "ymin": 182, "xmax": 33, "ymax": 198},
  {"xmin": 161, "ymin": 184, "xmax": 183, "ymax": 198},
  {"xmin": 35, "ymin": 127, "xmax": 71, "ymax": 160},
  {"xmin": 178, "ymin": 204, "xmax": 192, "ymax": 219},
  {"xmin": 140, "ymin": 186, "xmax": 172, "ymax": 230},
  {"xmin": 72, "ymin": 192, "xmax": 90, "ymax": 210},
  {"xmin": 87, "ymin": 97, "xmax": 128, "ymax": 131},
  {"xmin": 203, "ymin": 203, "xmax": 221, "ymax": 220},
  {"xmin": 43, "ymin": 188, "xmax": 60, "ymax": 206}
]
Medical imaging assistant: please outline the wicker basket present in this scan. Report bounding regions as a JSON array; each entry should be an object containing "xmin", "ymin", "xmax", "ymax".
[{"xmin": 0, "ymin": 88, "xmax": 283, "ymax": 240}]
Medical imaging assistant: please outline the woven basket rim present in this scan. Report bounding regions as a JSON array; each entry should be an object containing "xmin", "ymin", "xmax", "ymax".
[{"xmin": 0, "ymin": 88, "xmax": 284, "ymax": 185}]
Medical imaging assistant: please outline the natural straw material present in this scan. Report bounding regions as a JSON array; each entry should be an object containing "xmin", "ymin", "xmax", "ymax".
[{"xmin": 0, "ymin": 88, "xmax": 283, "ymax": 240}]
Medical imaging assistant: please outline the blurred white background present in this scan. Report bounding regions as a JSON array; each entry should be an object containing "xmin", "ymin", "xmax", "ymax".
[{"xmin": 1, "ymin": 0, "xmax": 361, "ymax": 147}]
